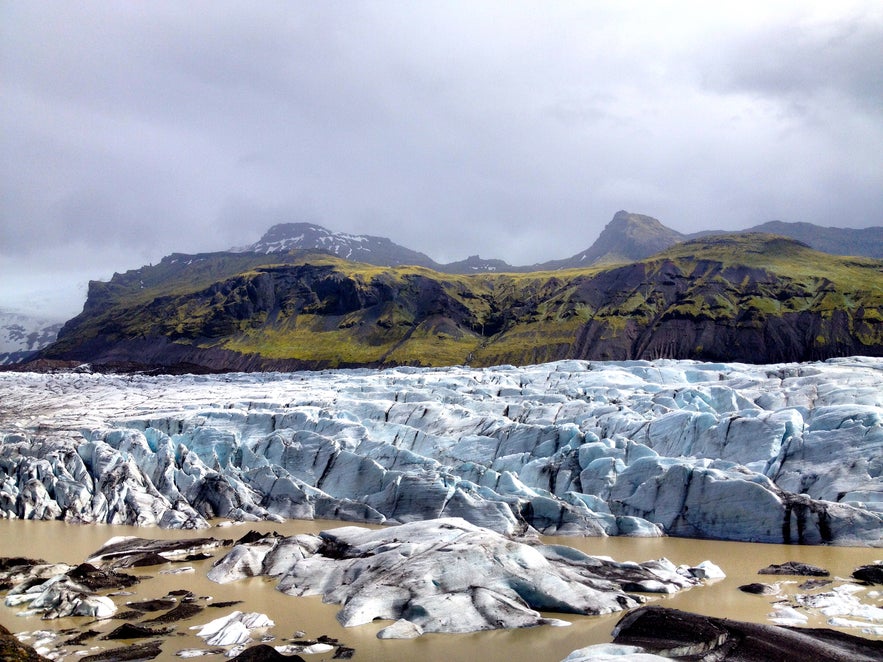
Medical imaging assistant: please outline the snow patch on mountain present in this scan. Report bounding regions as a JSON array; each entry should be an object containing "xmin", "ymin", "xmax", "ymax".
[{"xmin": 0, "ymin": 310, "xmax": 64, "ymax": 365}]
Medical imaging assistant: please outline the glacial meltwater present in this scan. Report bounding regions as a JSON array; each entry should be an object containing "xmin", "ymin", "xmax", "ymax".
[{"xmin": 1, "ymin": 518, "xmax": 880, "ymax": 662}]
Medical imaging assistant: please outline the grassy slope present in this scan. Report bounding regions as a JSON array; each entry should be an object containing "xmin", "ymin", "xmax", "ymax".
[{"xmin": 46, "ymin": 235, "xmax": 883, "ymax": 367}]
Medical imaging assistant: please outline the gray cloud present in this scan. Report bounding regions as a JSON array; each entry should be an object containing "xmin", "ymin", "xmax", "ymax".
[{"xmin": 2, "ymin": 1, "xmax": 881, "ymax": 319}]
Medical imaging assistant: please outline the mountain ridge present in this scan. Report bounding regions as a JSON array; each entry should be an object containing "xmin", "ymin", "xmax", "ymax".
[
  {"xmin": 33, "ymin": 232, "xmax": 883, "ymax": 371},
  {"xmin": 233, "ymin": 212, "xmax": 883, "ymax": 274}
]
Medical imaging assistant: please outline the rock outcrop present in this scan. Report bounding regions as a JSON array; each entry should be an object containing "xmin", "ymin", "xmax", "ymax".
[
  {"xmin": 0, "ymin": 624, "xmax": 49, "ymax": 662},
  {"xmin": 33, "ymin": 232, "xmax": 883, "ymax": 371},
  {"xmin": 588, "ymin": 605, "xmax": 883, "ymax": 660}
]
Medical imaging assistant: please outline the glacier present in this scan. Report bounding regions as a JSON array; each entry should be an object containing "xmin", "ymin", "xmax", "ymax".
[{"xmin": 0, "ymin": 357, "xmax": 881, "ymax": 545}]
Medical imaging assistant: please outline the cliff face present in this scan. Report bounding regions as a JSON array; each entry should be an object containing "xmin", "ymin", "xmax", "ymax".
[{"xmin": 38, "ymin": 235, "xmax": 883, "ymax": 371}]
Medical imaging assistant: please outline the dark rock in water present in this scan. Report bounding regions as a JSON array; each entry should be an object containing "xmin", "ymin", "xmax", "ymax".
[
  {"xmin": 332, "ymin": 646, "xmax": 355, "ymax": 659},
  {"xmin": 852, "ymin": 564, "xmax": 883, "ymax": 585},
  {"xmin": 228, "ymin": 644, "xmax": 305, "ymax": 661},
  {"xmin": 80, "ymin": 640, "xmax": 163, "ymax": 661},
  {"xmin": 0, "ymin": 557, "xmax": 45, "ymax": 570},
  {"xmin": 142, "ymin": 601, "xmax": 204, "ymax": 624},
  {"xmin": 126, "ymin": 597, "xmax": 177, "ymax": 612},
  {"xmin": 65, "ymin": 629, "xmax": 101, "ymax": 646},
  {"xmin": 184, "ymin": 553, "xmax": 214, "ymax": 562},
  {"xmin": 101, "ymin": 623, "xmax": 173, "ymax": 640},
  {"xmin": 111, "ymin": 610, "xmax": 144, "ymax": 621},
  {"xmin": 208, "ymin": 600, "xmax": 243, "ymax": 609},
  {"xmin": 67, "ymin": 563, "xmax": 140, "ymax": 591},
  {"xmin": 236, "ymin": 530, "xmax": 281, "ymax": 545},
  {"xmin": 0, "ymin": 623, "xmax": 49, "ymax": 662},
  {"xmin": 611, "ymin": 605, "xmax": 883, "ymax": 661},
  {"xmin": 799, "ymin": 578, "xmax": 833, "ymax": 590},
  {"xmin": 738, "ymin": 582, "xmax": 778, "ymax": 595},
  {"xmin": 167, "ymin": 589, "xmax": 193, "ymax": 597},
  {"xmin": 124, "ymin": 552, "xmax": 172, "ymax": 567},
  {"xmin": 758, "ymin": 561, "xmax": 829, "ymax": 576}
]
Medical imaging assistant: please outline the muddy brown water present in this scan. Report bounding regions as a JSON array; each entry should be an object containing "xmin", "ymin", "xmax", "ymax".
[{"xmin": 0, "ymin": 518, "xmax": 880, "ymax": 661}]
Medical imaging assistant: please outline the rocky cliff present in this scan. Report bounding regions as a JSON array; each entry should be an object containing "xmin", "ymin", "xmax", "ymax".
[{"xmin": 35, "ymin": 233, "xmax": 883, "ymax": 372}]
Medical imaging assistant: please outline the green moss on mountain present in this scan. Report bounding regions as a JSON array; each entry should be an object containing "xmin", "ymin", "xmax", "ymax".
[{"xmin": 39, "ymin": 234, "xmax": 883, "ymax": 370}]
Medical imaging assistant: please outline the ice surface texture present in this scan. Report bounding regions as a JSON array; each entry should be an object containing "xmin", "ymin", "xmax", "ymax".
[{"xmin": 1, "ymin": 357, "xmax": 881, "ymax": 544}]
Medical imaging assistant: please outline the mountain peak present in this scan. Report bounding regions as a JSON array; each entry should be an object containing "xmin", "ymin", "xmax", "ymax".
[
  {"xmin": 236, "ymin": 222, "xmax": 440, "ymax": 268},
  {"xmin": 609, "ymin": 210, "xmax": 673, "ymax": 232},
  {"xmin": 536, "ymin": 211, "xmax": 684, "ymax": 270}
]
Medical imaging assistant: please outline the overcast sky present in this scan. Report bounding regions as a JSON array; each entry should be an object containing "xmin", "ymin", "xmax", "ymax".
[{"xmin": 2, "ymin": 1, "xmax": 882, "ymax": 320}]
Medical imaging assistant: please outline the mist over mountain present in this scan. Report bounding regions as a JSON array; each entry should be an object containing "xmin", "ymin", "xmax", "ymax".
[
  {"xmin": 690, "ymin": 221, "xmax": 883, "ymax": 259},
  {"xmin": 5, "ymin": 210, "xmax": 881, "ymax": 368},
  {"xmin": 533, "ymin": 211, "xmax": 687, "ymax": 270},
  {"xmin": 0, "ymin": 311, "xmax": 63, "ymax": 366},
  {"xmin": 236, "ymin": 222, "xmax": 441, "ymax": 269},
  {"xmin": 234, "ymin": 211, "xmax": 883, "ymax": 273}
]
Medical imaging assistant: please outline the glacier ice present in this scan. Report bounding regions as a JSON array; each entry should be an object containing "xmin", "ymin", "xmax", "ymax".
[{"xmin": 0, "ymin": 357, "xmax": 881, "ymax": 545}]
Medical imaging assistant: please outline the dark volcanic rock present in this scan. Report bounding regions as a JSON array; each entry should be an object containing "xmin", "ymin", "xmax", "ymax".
[
  {"xmin": 612, "ymin": 605, "xmax": 883, "ymax": 661},
  {"xmin": 111, "ymin": 610, "xmax": 144, "ymax": 621},
  {"xmin": 758, "ymin": 561, "xmax": 829, "ymax": 576},
  {"xmin": 65, "ymin": 629, "xmax": 101, "ymax": 646},
  {"xmin": 142, "ymin": 601, "xmax": 204, "ymax": 624},
  {"xmin": 0, "ymin": 557, "xmax": 44, "ymax": 571},
  {"xmin": 852, "ymin": 564, "xmax": 883, "ymax": 585},
  {"xmin": 80, "ymin": 640, "xmax": 163, "ymax": 661},
  {"xmin": 67, "ymin": 563, "xmax": 140, "ymax": 591},
  {"xmin": 208, "ymin": 600, "xmax": 243, "ymax": 609},
  {"xmin": 0, "ymin": 623, "xmax": 49, "ymax": 662},
  {"xmin": 738, "ymin": 582, "xmax": 778, "ymax": 595},
  {"xmin": 799, "ymin": 579, "xmax": 833, "ymax": 590},
  {"xmin": 236, "ymin": 530, "xmax": 281, "ymax": 545},
  {"xmin": 101, "ymin": 623, "xmax": 173, "ymax": 640},
  {"xmin": 228, "ymin": 644, "xmax": 305, "ymax": 661},
  {"xmin": 126, "ymin": 597, "xmax": 177, "ymax": 612}
]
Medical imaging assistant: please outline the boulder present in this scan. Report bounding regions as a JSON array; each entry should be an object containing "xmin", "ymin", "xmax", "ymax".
[
  {"xmin": 738, "ymin": 582, "xmax": 779, "ymax": 595},
  {"xmin": 610, "ymin": 605, "xmax": 883, "ymax": 660},
  {"xmin": 758, "ymin": 561, "xmax": 829, "ymax": 576},
  {"xmin": 853, "ymin": 564, "xmax": 883, "ymax": 585}
]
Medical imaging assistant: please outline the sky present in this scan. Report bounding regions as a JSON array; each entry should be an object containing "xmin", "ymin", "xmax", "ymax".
[{"xmin": 2, "ymin": 1, "xmax": 882, "ymax": 320}]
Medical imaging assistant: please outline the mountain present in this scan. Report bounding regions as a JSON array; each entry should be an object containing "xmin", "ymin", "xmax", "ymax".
[
  {"xmin": 34, "ymin": 233, "xmax": 883, "ymax": 371},
  {"xmin": 733, "ymin": 221, "xmax": 883, "ymax": 258},
  {"xmin": 232, "ymin": 214, "xmax": 883, "ymax": 277},
  {"xmin": 438, "ymin": 255, "xmax": 516, "ymax": 273},
  {"xmin": 0, "ymin": 311, "xmax": 64, "ymax": 365},
  {"xmin": 539, "ymin": 214, "xmax": 883, "ymax": 270},
  {"xmin": 535, "ymin": 211, "xmax": 686, "ymax": 270},
  {"xmin": 236, "ymin": 222, "xmax": 442, "ymax": 269}
]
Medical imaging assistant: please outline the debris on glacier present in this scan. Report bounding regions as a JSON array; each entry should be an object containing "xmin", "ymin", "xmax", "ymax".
[
  {"xmin": 1, "ymin": 357, "xmax": 881, "ymax": 545},
  {"xmin": 207, "ymin": 517, "xmax": 715, "ymax": 636}
]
